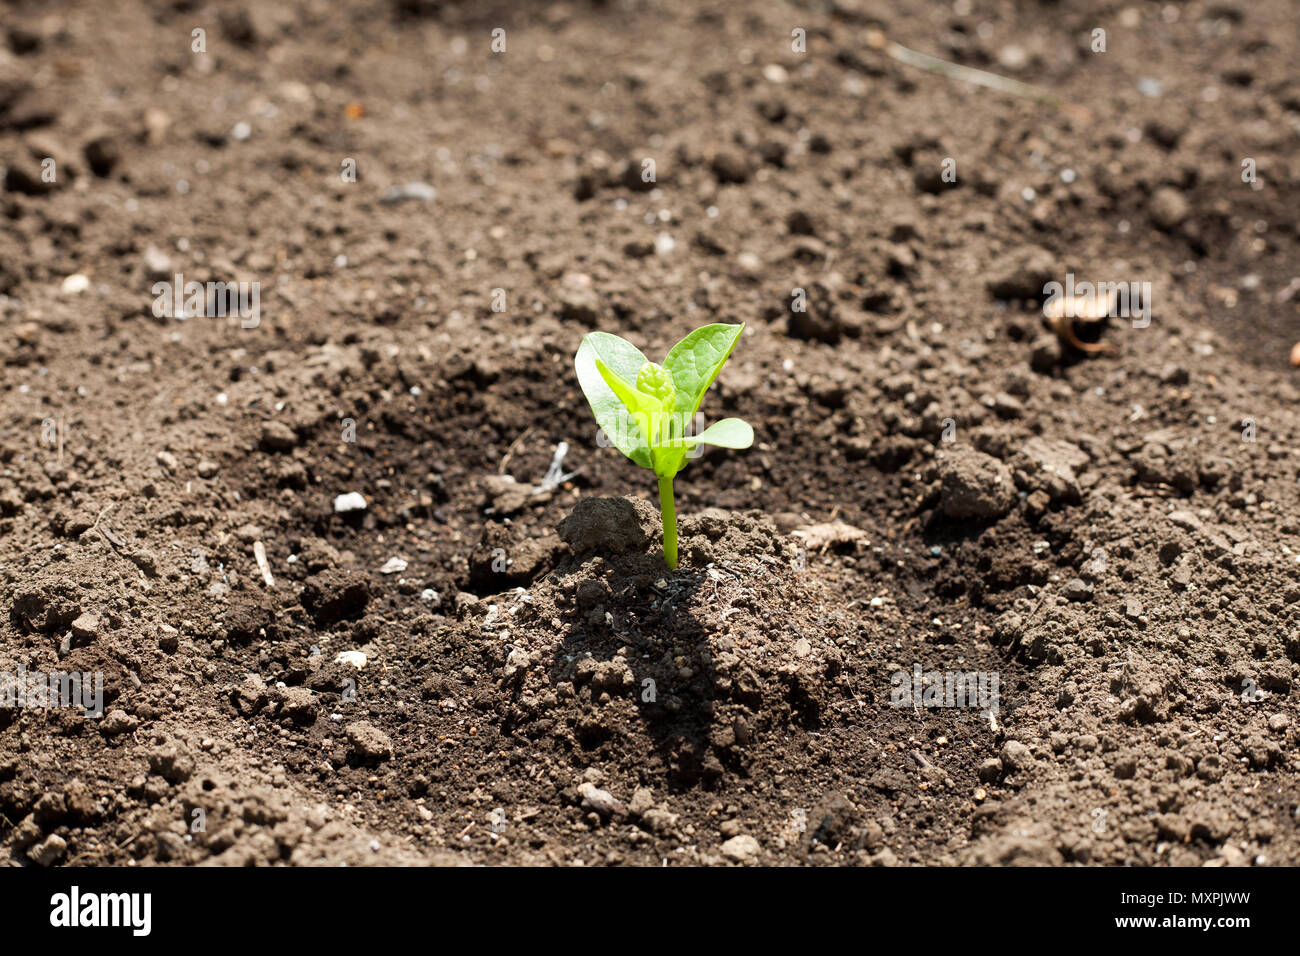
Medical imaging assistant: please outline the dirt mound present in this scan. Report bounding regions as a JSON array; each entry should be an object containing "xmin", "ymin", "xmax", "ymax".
[{"xmin": 483, "ymin": 498, "xmax": 841, "ymax": 789}]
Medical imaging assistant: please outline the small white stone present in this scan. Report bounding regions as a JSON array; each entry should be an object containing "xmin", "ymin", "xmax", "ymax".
[
  {"xmin": 335, "ymin": 650, "xmax": 367, "ymax": 669},
  {"xmin": 720, "ymin": 834, "xmax": 760, "ymax": 863},
  {"xmin": 578, "ymin": 782, "xmax": 622, "ymax": 817},
  {"xmin": 60, "ymin": 273, "xmax": 90, "ymax": 295},
  {"xmin": 379, "ymin": 557, "xmax": 408, "ymax": 575},
  {"xmin": 1137, "ymin": 77, "xmax": 1163, "ymax": 98},
  {"xmin": 333, "ymin": 492, "xmax": 367, "ymax": 513}
]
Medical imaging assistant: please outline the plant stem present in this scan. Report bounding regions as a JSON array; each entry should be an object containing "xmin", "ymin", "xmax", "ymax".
[{"xmin": 657, "ymin": 474, "xmax": 678, "ymax": 569}]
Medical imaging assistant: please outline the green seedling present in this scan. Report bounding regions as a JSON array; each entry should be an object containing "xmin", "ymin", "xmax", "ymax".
[{"xmin": 575, "ymin": 322, "xmax": 753, "ymax": 569}]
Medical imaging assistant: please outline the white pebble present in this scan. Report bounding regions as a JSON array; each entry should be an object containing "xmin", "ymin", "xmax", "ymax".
[
  {"xmin": 333, "ymin": 492, "xmax": 368, "ymax": 513},
  {"xmin": 60, "ymin": 273, "xmax": 90, "ymax": 295}
]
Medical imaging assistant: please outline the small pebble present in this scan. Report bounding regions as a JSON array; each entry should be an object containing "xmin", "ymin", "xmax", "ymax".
[
  {"xmin": 60, "ymin": 273, "xmax": 90, "ymax": 295},
  {"xmin": 335, "ymin": 650, "xmax": 367, "ymax": 669},
  {"xmin": 720, "ymin": 834, "xmax": 760, "ymax": 863},
  {"xmin": 333, "ymin": 492, "xmax": 367, "ymax": 513},
  {"xmin": 380, "ymin": 182, "xmax": 436, "ymax": 204}
]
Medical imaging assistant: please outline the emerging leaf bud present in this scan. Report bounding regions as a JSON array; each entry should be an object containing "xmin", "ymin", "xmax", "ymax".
[{"xmin": 635, "ymin": 362, "xmax": 676, "ymax": 407}]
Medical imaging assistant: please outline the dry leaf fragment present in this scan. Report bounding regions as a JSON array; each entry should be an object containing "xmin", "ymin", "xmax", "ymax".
[
  {"xmin": 1043, "ymin": 292, "xmax": 1117, "ymax": 354},
  {"xmin": 793, "ymin": 521, "xmax": 869, "ymax": 551}
]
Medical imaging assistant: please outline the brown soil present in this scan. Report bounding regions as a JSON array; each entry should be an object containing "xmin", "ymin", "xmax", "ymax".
[{"xmin": 1, "ymin": 0, "xmax": 1299, "ymax": 867}]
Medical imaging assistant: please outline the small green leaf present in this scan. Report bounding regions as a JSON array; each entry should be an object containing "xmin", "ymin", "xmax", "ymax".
[
  {"xmin": 663, "ymin": 323, "xmax": 745, "ymax": 417},
  {"xmin": 634, "ymin": 362, "xmax": 676, "ymax": 409},
  {"xmin": 594, "ymin": 357, "xmax": 651, "ymax": 413},
  {"xmin": 689, "ymin": 417, "xmax": 754, "ymax": 449},
  {"xmin": 576, "ymin": 332, "xmax": 652, "ymax": 468}
]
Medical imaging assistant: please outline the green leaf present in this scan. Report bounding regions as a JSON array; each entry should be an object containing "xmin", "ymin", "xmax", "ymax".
[
  {"xmin": 575, "ymin": 332, "xmax": 652, "ymax": 468},
  {"xmin": 663, "ymin": 323, "xmax": 745, "ymax": 417},
  {"xmin": 594, "ymin": 357, "xmax": 651, "ymax": 413},
  {"xmin": 595, "ymin": 358, "xmax": 686, "ymax": 476},
  {"xmin": 689, "ymin": 417, "xmax": 754, "ymax": 449}
]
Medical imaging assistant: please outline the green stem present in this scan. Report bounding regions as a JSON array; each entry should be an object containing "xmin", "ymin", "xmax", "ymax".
[{"xmin": 657, "ymin": 475, "xmax": 678, "ymax": 569}]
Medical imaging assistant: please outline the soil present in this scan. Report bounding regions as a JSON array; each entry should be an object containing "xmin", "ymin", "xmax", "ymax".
[{"xmin": 1, "ymin": 0, "xmax": 1299, "ymax": 867}]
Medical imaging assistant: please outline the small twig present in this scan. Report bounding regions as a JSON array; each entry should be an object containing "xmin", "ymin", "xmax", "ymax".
[
  {"xmin": 88, "ymin": 502, "xmax": 115, "ymax": 533},
  {"xmin": 1025, "ymin": 586, "xmax": 1051, "ymax": 626},
  {"xmin": 90, "ymin": 504, "xmax": 124, "ymax": 553},
  {"xmin": 498, "ymin": 426, "xmax": 534, "ymax": 475},
  {"xmin": 253, "ymin": 540, "xmax": 275, "ymax": 588},
  {"xmin": 86, "ymin": 502, "xmax": 140, "ymax": 573},
  {"xmin": 867, "ymin": 29, "xmax": 1090, "ymax": 121}
]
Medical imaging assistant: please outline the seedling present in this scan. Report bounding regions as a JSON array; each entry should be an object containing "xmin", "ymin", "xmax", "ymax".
[{"xmin": 575, "ymin": 323, "xmax": 753, "ymax": 569}]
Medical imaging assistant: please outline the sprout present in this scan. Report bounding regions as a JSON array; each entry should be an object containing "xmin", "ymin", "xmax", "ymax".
[{"xmin": 575, "ymin": 323, "xmax": 753, "ymax": 568}]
